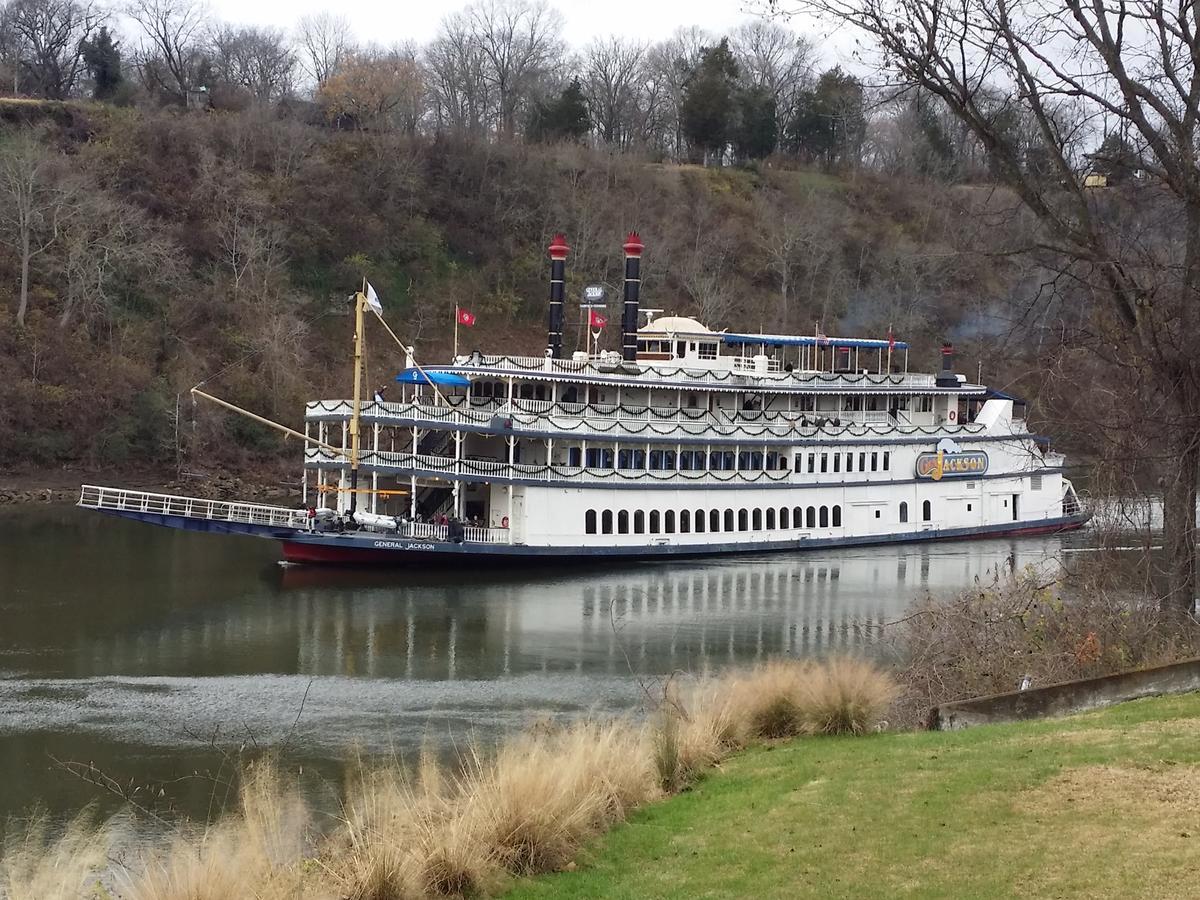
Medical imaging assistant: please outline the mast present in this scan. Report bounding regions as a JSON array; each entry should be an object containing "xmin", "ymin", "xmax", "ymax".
[{"xmin": 349, "ymin": 284, "xmax": 366, "ymax": 515}]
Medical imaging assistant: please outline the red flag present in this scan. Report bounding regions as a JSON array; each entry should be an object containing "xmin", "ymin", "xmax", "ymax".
[
  {"xmin": 588, "ymin": 309, "xmax": 608, "ymax": 328},
  {"xmin": 456, "ymin": 307, "xmax": 476, "ymax": 326},
  {"xmin": 887, "ymin": 325, "xmax": 895, "ymax": 350}
]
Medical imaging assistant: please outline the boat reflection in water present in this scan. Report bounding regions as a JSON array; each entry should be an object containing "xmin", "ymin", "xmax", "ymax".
[{"xmin": 0, "ymin": 503, "xmax": 1075, "ymax": 822}]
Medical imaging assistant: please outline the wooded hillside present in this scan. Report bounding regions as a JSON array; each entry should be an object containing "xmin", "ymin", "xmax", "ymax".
[{"xmin": 0, "ymin": 98, "xmax": 1055, "ymax": 476}]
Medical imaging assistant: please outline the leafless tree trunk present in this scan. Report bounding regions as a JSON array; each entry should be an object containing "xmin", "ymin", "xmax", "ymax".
[
  {"xmin": 0, "ymin": 134, "xmax": 69, "ymax": 325},
  {"xmin": 788, "ymin": 0, "xmax": 1200, "ymax": 609}
]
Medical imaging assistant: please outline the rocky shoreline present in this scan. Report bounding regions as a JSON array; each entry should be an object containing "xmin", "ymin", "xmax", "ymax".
[{"xmin": 0, "ymin": 472, "xmax": 295, "ymax": 507}]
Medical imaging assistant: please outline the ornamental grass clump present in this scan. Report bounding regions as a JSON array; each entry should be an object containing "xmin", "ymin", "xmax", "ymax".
[
  {"xmin": 464, "ymin": 720, "xmax": 656, "ymax": 875},
  {"xmin": 798, "ymin": 656, "xmax": 898, "ymax": 735},
  {"xmin": 726, "ymin": 660, "xmax": 814, "ymax": 740}
]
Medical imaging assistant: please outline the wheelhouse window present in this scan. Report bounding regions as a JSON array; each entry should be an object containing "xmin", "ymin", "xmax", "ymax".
[{"xmin": 883, "ymin": 451, "xmax": 890, "ymax": 471}]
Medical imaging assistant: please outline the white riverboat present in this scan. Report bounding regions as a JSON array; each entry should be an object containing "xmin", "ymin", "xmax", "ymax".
[{"xmin": 79, "ymin": 232, "xmax": 1087, "ymax": 564}]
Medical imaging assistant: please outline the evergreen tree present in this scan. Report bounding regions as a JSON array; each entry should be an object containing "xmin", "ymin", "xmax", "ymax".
[
  {"xmin": 1091, "ymin": 132, "xmax": 1142, "ymax": 184},
  {"xmin": 786, "ymin": 66, "xmax": 865, "ymax": 168},
  {"xmin": 528, "ymin": 78, "xmax": 590, "ymax": 143},
  {"xmin": 734, "ymin": 84, "xmax": 777, "ymax": 161},
  {"xmin": 80, "ymin": 26, "xmax": 123, "ymax": 101},
  {"xmin": 680, "ymin": 38, "xmax": 740, "ymax": 164}
]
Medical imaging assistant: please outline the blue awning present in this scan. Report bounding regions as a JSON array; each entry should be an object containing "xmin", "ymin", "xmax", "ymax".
[
  {"xmin": 984, "ymin": 388, "xmax": 1026, "ymax": 403},
  {"xmin": 395, "ymin": 368, "xmax": 471, "ymax": 387},
  {"xmin": 722, "ymin": 333, "xmax": 910, "ymax": 351}
]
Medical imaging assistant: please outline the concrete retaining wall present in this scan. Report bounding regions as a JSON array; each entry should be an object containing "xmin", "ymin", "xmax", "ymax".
[{"xmin": 928, "ymin": 657, "xmax": 1200, "ymax": 730}]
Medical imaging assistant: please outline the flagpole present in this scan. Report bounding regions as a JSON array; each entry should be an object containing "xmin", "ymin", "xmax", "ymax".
[
  {"xmin": 454, "ymin": 305, "xmax": 459, "ymax": 360},
  {"xmin": 886, "ymin": 322, "xmax": 893, "ymax": 372}
]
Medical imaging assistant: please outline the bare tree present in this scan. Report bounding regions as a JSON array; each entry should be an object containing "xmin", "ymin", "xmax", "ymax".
[
  {"xmin": 4, "ymin": 0, "xmax": 102, "ymax": 98},
  {"xmin": 582, "ymin": 36, "xmax": 646, "ymax": 147},
  {"xmin": 645, "ymin": 26, "xmax": 711, "ymax": 160},
  {"xmin": 789, "ymin": 0, "xmax": 1200, "ymax": 608},
  {"xmin": 209, "ymin": 24, "xmax": 295, "ymax": 101},
  {"xmin": 464, "ymin": 0, "xmax": 563, "ymax": 137},
  {"xmin": 425, "ymin": 8, "xmax": 493, "ymax": 136},
  {"xmin": 295, "ymin": 11, "xmax": 353, "ymax": 91},
  {"xmin": 0, "ymin": 132, "xmax": 72, "ymax": 325},
  {"xmin": 54, "ymin": 184, "xmax": 180, "ymax": 329},
  {"xmin": 126, "ymin": 0, "xmax": 207, "ymax": 102},
  {"xmin": 730, "ymin": 20, "xmax": 813, "ymax": 138}
]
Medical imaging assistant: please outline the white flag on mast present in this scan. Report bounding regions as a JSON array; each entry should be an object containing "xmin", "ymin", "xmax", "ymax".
[{"xmin": 365, "ymin": 282, "xmax": 383, "ymax": 315}]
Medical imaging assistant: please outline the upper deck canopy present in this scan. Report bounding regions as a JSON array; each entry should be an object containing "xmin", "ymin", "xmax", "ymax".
[
  {"xmin": 396, "ymin": 368, "xmax": 471, "ymax": 387},
  {"xmin": 722, "ymin": 333, "xmax": 910, "ymax": 351}
]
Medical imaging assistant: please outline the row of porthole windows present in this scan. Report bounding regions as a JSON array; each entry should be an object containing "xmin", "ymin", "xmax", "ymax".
[{"xmin": 584, "ymin": 505, "xmax": 843, "ymax": 536}]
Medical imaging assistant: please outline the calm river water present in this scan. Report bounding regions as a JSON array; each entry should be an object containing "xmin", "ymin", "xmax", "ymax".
[{"xmin": 0, "ymin": 503, "xmax": 1086, "ymax": 826}]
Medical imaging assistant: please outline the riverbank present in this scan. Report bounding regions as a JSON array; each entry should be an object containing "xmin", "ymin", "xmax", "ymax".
[
  {"xmin": 506, "ymin": 692, "xmax": 1200, "ymax": 899},
  {"xmin": 0, "ymin": 467, "xmax": 294, "ymax": 506}
]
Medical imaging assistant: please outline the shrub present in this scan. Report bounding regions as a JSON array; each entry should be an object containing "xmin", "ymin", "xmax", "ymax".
[{"xmin": 890, "ymin": 568, "xmax": 1200, "ymax": 727}]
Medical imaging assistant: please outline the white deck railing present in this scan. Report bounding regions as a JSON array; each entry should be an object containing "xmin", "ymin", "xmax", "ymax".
[
  {"xmin": 79, "ymin": 485, "xmax": 513, "ymax": 544},
  {"xmin": 79, "ymin": 485, "xmax": 310, "ymax": 529}
]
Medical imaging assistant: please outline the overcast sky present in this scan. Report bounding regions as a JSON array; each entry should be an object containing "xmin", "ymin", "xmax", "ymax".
[{"xmin": 205, "ymin": 0, "xmax": 840, "ymax": 59}]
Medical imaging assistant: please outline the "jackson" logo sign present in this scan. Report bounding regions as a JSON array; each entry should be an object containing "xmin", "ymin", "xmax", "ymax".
[{"xmin": 915, "ymin": 439, "xmax": 988, "ymax": 481}]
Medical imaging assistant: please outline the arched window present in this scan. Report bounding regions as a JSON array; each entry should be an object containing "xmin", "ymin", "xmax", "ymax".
[
  {"xmin": 899, "ymin": 502, "xmax": 908, "ymax": 523},
  {"xmin": 738, "ymin": 509, "xmax": 749, "ymax": 531},
  {"xmin": 695, "ymin": 509, "xmax": 705, "ymax": 533},
  {"xmin": 585, "ymin": 510, "xmax": 597, "ymax": 534},
  {"xmin": 602, "ymin": 510, "xmax": 614, "ymax": 534},
  {"xmin": 753, "ymin": 509, "xmax": 763, "ymax": 530},
  {"xmin": 634, "ymin": 510, "xmax": 645, "ymax": 534},
  {"xmin": 710, "ymin": 509, "xmax": 720, "ymax": 532},
  {"xmin": 794, "ymin": 506, "xmax": 804, "ymax": 527},
  {"xmin": 807, "ymin": 506, "xmax": 816, "ymax": 528},
  {"xmin": 923, "ymin": 500, "xmax": 932, "ymax": 522},
  {"xmin": 665, "ymin": 510, "xmax": 676, "ymax": 533},
  {"xmin": 832, "ymin": 505, "xmax": 842, "ymax": 527},
  {"xmin": 680, "ymin": 510, "xmax": 691, "ymax": 533},
  {"xmin": 650, "ymin": 510, "xmax": 661, "ymax": 533},
  {"xmin": 780, "ymin": 507, "xmax": 790, "ymax": 529},
  {"xmin": 819, "ymin": 506, "xmax": 829, "ymax": 528},
  {"xmin": 618, "ymin": 510, "xmax": 629, "ymax": 534},
  {"xmin": 766, "ymin": 508, "xmax": 776, "ymax": 529},
  {"xmin": 725, "ymin": 509, "xmax": 735, "ymax": 531}
]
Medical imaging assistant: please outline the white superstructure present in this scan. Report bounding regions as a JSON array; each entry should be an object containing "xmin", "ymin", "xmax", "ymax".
[{"xmin": 301, "ymin": 310, "xmax": 1084, "ymax": 558}]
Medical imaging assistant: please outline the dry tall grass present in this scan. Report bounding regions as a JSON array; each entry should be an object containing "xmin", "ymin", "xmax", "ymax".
[
  {"xmin": 0, "ymin": 810, "xmax": 108, "ymax": 900},
  {"xmin": 1, "ymin": 657, "xmax": 895, "ymax": 900}
]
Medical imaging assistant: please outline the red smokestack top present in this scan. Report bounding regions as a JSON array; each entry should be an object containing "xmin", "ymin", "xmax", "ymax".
[
  {"xmin": 623, "ymin": 232, "xmax": 644, "ymax": 257},
  {"xmin": 549, "ymin": 233, "xmax": 570, "ymax": 260},
  {"xmin": 941, "ymin": 342, "xmax": 954, "ymax": 355}
]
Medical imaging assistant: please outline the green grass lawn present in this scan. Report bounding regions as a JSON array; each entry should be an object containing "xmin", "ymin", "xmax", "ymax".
[{"xmin": 506, "ymin": 695, "xmax": 1200, "ymax": 899}]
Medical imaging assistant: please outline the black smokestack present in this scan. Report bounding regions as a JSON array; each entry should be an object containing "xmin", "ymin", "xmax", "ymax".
[
  {"xmin": 621, "ymin": 232, "xmax": 644, "ymax": 363},
  {"xmin": 936, "ymin": 342, "xmax": 957, "ymax": 386},
  {"xmin": 547, "ymin": 233, "xmax": 569, "ymax": 359}
]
